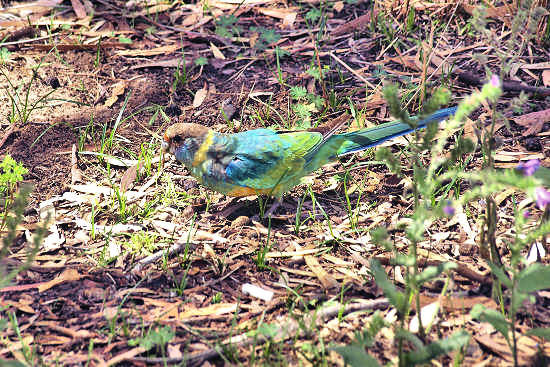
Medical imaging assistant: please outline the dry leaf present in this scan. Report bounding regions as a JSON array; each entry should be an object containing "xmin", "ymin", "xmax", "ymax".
[
  {"xmin": 0, "ymin": 300, "xmax": 35, "ymax": 314},
  {"xmin": 0, "ymin": 335, "xmax": 34, "ymax": 358},
  {"xmin": 494, "ymin": 150, "xmax": 545, "ymax": 162},
  {"xmin": 70, "ymin": 0, "xmax": 87, "ymax": 18},
  {"xmin": 305, "ymin": 255, "xmax": 338, "ymax": 289},
  {"xmin": 180, "ymin": 303, "xmax": 237, "ymax": 318},
  {"xmin": 543, "ymin": 69, "xmax": 550, "ymax": 87},
  {"xmin": 116, "ymin": 44, "xmax": 181, "ymax": 57},
  {"xmin": 242, "ymin": 283, "xmax": 274, "ymax": 301},
  {"xmin": 193, "ymin": 85, "xmax": 208, "ymax": 108},
  {"xmin": 130, "ymin": 57, "xmax": 192, "ymax": 70},
  {"xmin": 167, "ymin": 344, "xmax": 183, "ymax": 359},
  {"xmin": 512, "ymin": 108, "xmax": 550, "ymax": 136},
  {"xmin": 120, "ymin": 164, "xmax": 138, "ymax": 192},
  {"xmin": 104, "ymin": 81, "xmax": 126, "ymax": 107},
  {"xmin": 38, "ymin": 269, "xmax": 82, "ymax": 292},
  {"xmin": 133, "ymin": 3, "xmax": 174, "ymax": 17},
  {"xmin": 106, "ymin": 346, "xmax": 148, "ymax": 366},
  {"xmin": 210, "ymin": 42, "xmax": 226, "ymax": 59},
  {"xmin": 282, "ymin": 12, "xmax": 297, "ymax": 28},
  {"xmin": 333, "ymin": 1, "xmax": 344, "ymax": 12}
]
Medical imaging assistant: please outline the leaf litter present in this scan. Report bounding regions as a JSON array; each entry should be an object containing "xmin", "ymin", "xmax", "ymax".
[{"xmin": 0, "ymin": 0, "xmax": 549, "ymax": 365}]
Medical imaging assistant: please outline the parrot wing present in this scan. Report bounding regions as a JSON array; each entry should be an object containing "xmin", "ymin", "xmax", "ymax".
[{"xmin": 224, "ymin": 130, "xmax": 323, "ymax": 191}]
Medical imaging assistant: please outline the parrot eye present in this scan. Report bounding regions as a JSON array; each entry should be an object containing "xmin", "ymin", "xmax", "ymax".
[{"xmin": 173, "ymin": 135, "xmax": 183, "ymax": 145}]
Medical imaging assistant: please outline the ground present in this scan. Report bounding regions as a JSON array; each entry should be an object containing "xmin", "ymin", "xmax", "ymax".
[{"xmin": 1, "ymin": 0, "xmax": 550, "ymax": 366}]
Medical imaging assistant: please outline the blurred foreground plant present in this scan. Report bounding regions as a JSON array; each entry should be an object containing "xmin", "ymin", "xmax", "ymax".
[{"xmin": 332, "ymin": 72, "xmax": 550, "ymax": 365}]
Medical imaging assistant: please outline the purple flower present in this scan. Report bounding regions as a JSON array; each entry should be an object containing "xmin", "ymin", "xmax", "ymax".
[
  {"xmin": 535, "ymin": 187, "xmax": 550, "ymax": 210},
  {"xmin": 516, "ymin": 159, "xmax": 540, "ymax": 176},
  {"xmin": 443, "ymin": 201, "xmax": 455, "ymax": 216},
  {"xmin": 490, "ymin": 75, "xmax": 501, "ymax": 88},
  {"xmin": 523, "ymin": 210, "xmax": 530, "ymax": 219}
]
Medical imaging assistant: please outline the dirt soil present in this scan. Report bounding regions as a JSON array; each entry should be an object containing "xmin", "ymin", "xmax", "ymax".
[{"xmin": 1, "ymin": 0, "xmax": 550, "ymax": 366}]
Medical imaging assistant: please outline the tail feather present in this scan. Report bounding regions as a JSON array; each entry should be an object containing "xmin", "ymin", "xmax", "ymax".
[{"xmin": 336, "ymin": 106, "xmax": 457, "ymax": 156}]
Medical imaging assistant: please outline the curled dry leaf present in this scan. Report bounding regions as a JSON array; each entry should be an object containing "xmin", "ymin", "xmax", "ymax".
[
  {"xmin": 120, "ymin": 164, "xmax": 138, "ymax": 192},
  {"xmin": 38, "ymin": 268, "xmax": 82, "ymax": 292},
  {"xmin": 210, "ymin": 42, "xmax": 225, "ymax": 60},
  {"xmin": 193, "ymin": 85, "xmax": 208, "ymax": 108},
  {"xmin": 512, "ymin": 108, "xmax": 550, "ymax": 136},
  {"xmin": 104, "ymin": 81, "xmax": 126, "ymax": 107}
]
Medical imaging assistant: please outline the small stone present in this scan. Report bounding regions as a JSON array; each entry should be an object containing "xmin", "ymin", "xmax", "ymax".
[
  {"xmin": 221, "ymin": 100, "xmax": 236, "ymax": 121},
  {"xmin": 182, "ymin": 205, "xmax": 194, "ymax": 219}
]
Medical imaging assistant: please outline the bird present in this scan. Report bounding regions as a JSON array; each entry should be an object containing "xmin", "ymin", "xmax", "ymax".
[{"xmin": 161, "ymin": 106, "xmax": 457, "ymax": 215}]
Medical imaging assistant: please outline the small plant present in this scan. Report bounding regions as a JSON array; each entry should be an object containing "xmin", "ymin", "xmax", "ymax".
[
  {"xmin": 0, "ymin": 155, "xmax": 28, "ymax": 226},
  {"xmin": 112, "ymin": 186, "xmax": 128, "ymax": 222},
  {"xmin": 160, "ymin": 175, "xmax": 195, "ymax": 208},
  {"xmin": 129, "ymin": 325, "xmax": 175, "ymax": 361},
  {"xmin": 212, "ymin": 292, "xmax": 222, "ymax": 304},
  {"xmin": 273, "ymin": 46, "xmax": 290, "ymax": 85},
  {"xmin": 0, "ymin": 46, "xmax": 12, "ymax": 64},
  {"xmin": 255, "ymin": 217, "xmax": 274, "ymax": 271},
  {"xmin": 137, "ymin": 141, "xmax": 155, "ymax": 180},
  {"xmin": 250, "ymin": 26, "xmax": 280, "ymax": 51},
  {"xmin": 289, "ymin": 85, "xmax": 324, "ymax": 129},
  {"xmin": 2, "ymin": 67, "xmax": 56, "ymax": 127},
  {"xmin": 171, "ymin": 52, "xmax": 188, "ymax": 92},
  {"xmin": 124, "ymin": 231, "xmax": 159, "ymax": 256},
  {"xmin": 1, "ymin": 185, "xmax": 46, "ymax": 289},
  {"xmin": 216, "ymin": 14, "xmax": 241, "ymax": 38},
  {"xmin": 195, "ymin": 56, "xmax": 208, "ymax": 67},
  {"xmin": 118, "ymin": 35, "xmax": 132, "ymax": 44},
  {"xmin": 1, "ymin": 181, "xmax": 47, "ymax": 366}
]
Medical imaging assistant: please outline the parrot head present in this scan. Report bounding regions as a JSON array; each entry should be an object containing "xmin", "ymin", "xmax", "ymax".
[{"xmin": 162, "ymin": 123, "xmax": 210, "ymax": 166}]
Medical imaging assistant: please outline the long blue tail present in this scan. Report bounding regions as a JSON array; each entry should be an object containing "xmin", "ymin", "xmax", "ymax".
[{"xmin": 335, "ymin": 106, "xmax": 458, "ymax": 156}]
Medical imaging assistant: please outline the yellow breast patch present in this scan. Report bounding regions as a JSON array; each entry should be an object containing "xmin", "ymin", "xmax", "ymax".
[{"xmin": 192, "ymin": 130, "xmax": 214, "ymax": 167}]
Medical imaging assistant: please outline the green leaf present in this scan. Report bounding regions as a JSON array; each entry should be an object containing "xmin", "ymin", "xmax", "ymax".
[
  {"xmin": 486, "ymin": 261, "xmax": 512, "ymax": 288},
  {"xmin": 0, "ymin": 360, "xmax": 27, "ymax": 367},
  {"xmin": 414, "ymin": 262, "xmax": 457, "ymax": 284},
  {"xmin": 517, "ymin": 263, "xmax": 550, "ymax": 293},
  {"xmin": 534, "ymin": 166, "xmax": 550, "ymax": 186},
  {"xmin": 471, "ymin": 304, "xmax": 510, "ymax": 343},
  {"xmin": 375, "ymin": 147, "xmax": 401, "ymax": 175},
  {"xmin": 118, "ymin": 36, "xmax": 132, "ymax": 44},
  {"xmin": 194, "ymin": 57, "xmax": 208, "ymax": 66},
  {"xmin": 395, "ymin": 329, "xmax": 424, "ymax": 349},
  {"xmin": 305, "ymin": 8, "xmax": 321, "ymax": 23},
  {"xmin": 331, "ymin": 346, "xmax": 382, "ymax": 367},
  {"xmin": 257, "ymin": 323, "xmax": 279, "ymax": 338},
  {"xmin": 403, "ymin": 330, "xmax": 470, "ymax": 365},
  {"xmin": 370, "ymin": 259, "xmax": 406, "ymax": 313},
  {"xmin": 525, "ymin": 327, "xmax": 550, "ymax": 340},
  {"xmin": 290, "ymin": 86, "xmax": 308, "ymax": 100},
  {"xmin": 510, "ymin": 291, "xmax": 531, "ymax": 316},
  {"xmin": 369, "ymin": 227, "xmax": 393, "ymax": 251},
  {"xmin": 260, "ymin": 28, "xmax": 280, "ymax": 44},
  {"xmin": 274, "ymin": 46, "xmax": 290, "ymax": 58},
  {"xmin": 394, "ymin": 253, "xmax": 415, "ymax": 267}
]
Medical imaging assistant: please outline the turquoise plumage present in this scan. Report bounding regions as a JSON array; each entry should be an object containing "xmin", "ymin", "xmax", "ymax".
[{"xmin": 161, "ymin": 107, "xmax": 457, "ymax": 198}]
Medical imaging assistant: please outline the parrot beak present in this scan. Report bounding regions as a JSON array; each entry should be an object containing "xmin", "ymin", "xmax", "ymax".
[{"xmin": 160, "ymin": 136, "xmax": 171, "ymax": 170}]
